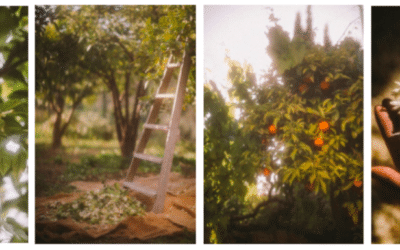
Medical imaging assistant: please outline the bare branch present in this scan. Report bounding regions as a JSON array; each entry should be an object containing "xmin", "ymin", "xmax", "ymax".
[{"xmin": 230, "ymin": 198, "xmax": 288, "ymax": 222}]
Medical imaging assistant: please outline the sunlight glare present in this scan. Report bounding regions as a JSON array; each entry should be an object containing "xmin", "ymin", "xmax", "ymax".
[
  {"xmin": 3, "ymin": 177, "xmax": 19, "ymax": 200},
  {"xmin": 5, "ymin": 34, "xmax": 12, "ymax": 44},
  {"xmin": 0, "ymin": 53, "xmax": 4, "ymax": 68},
  {"xmin": 19, "ymin": 167, "xmax": 28, "ymax": 183},
  {"xmin": 5, "ymin": 140, "xmax": 20, "ymax": 154},
  {"xmin": 257, "ymin": 172, "xmax": 279, "ymax": 196},
  {"xmin": 7, "ymin": 208, "xmax": 28, "ymax": 227}
]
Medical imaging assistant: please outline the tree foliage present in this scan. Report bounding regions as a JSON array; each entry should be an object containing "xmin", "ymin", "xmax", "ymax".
[
  {"xmin": 35, "ymin": 6, "xmax": 96, "ymax": 148},
  {"xmin": 0, "ymin": 6, "xmax": 28, "ymax": 243},
  {"xmin": 36, "ymin": 5, "xmax": 195, "ymax": 157},
  {"xmin": 205, "ymin": 6, "xmax": 363, "ymax": 243}
]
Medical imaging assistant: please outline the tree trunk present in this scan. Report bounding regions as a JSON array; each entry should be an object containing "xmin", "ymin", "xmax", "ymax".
[
  {"xmin": 50, "ymin": 90, "xmax": 85, "ymax": 149},
  {"xmin": 52, "ymin": 111, "xmax": 63, "ymax": 149},
  {"xmin": 120, "ymin": 129, "xmax": 136, "ymax": 158},
  {"xmin": 118, "ymin": 99, "xmax": 141, "ymax": 158},
  {"xmin": 329, "ymin": 183, "xmax": 354, "ymax": 243},
  {"xmin": 107, "ymin": 75, "xmax": 144, "ymax": 158}
]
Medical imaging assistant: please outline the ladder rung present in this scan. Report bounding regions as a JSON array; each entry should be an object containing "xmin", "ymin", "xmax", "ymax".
[
  {"xmin": 167, "ymin": 63, "xmax": 180, "ymax": 69},
  {"xmin": 134, "ymin": 153, "xmax": 163, "ymax": 164},
  {"xmin": 123, "ymin": 182, "xmax": 157, "ymax": 198},
  {"xmin": 155, "ymin": 93, "xmax": 175, "ymax": 99},
  {"xmin": 144, "ymin": 123, "xmax": 169, "ymax": 131}
]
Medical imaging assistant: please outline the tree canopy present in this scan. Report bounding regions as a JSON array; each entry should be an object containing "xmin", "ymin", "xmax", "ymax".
[
  {"xmin": 205, "ymin": 6, "xmax": 363, "ymax": 243},
  {"xmin": 36, "ymin": 5, "xmax": 195, "ymax": 157}
]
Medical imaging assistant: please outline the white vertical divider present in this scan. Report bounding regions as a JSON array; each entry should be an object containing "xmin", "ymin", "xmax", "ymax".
[
  {"xmin": 196, "ymin": 3, "xmax": 204, "ymax": 245},
  {"xmin": 28, "ymin": 3, "xmax": 35, "ymax": 245},
  {"xmin": 364, "ymin": 5, "xmax": 371, "ymax": 245}
]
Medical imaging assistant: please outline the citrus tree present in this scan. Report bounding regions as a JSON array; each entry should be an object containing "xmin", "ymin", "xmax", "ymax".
[
  {"xmin": 35, "ymin": 5, "xmax": 95, "ymax": 149},
  {"xmin": 44, "ymin": 5, "xmax": 196, "ymax": 157},
  {"xmin": 205, "ymin": 8, "xmax": 363, "ymax": 243},
  {"xmin": 0, "ymin": 6, "xmax": 28, "ymax": 243}
]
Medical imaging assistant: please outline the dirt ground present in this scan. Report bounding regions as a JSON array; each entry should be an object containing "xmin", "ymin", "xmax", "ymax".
[
  {"xmin": 36, "ymin": 173, "xmax": 195, "ymax": 243},
  {"xmin": 35, "ymin": 148, "xmax": 196, "ymax": 243}
]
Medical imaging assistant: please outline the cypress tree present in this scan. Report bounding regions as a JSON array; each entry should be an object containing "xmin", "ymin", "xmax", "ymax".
[
  {"xmin": 305, "ymin": 5, "xmax": 315, "ymax": 44},
  {"xmin": 323, "ymin": 24, "xmax": 332, "ymax": 51},
  {"xmin": 293, "ymin": 12, "xmax": 303, "ymax": 40}
]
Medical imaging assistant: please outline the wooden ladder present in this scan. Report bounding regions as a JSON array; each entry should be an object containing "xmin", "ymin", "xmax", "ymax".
[{"xmin": 123, "ymin": 46, "xmax": 192, "ymax": 213}]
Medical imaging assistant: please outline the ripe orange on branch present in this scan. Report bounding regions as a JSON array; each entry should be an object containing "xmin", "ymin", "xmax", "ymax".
[
  {"xmin": 268, "ymin": 125, "xmax": 277, "ymax": 135},
  {"xmin": 305, "ymin": 182, "xmax": 314, "ymax": 192},
  {"xmin": 320, "ymin": 80, "xmax": 330, "ymax": 90},
  {"xmin": 303, "ymin": 76, "xmax": 314, "ymax": 84},
  {"xmin": 354, "ymin": 180, "xmax": 362, "ymax": 187},
  {"xmin": 263, "ymin": 168, "xmax": 271, "ymax": 176},
  {"xmin": 319, "ymin": 121, "xmax": 329, "ymax": 132},
  {"xmin": 299, "ymin": 83, "xmax": 308, "ymax": 93},
  {"xmin": 314, "ymin": 137, "xmax": 324, "ymax": 147}
]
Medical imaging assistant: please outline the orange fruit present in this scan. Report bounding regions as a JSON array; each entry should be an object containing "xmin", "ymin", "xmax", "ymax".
[
  {"xmin": 299, "ymin": 83, "xmax": 308, "ymax": 93},
  {"xmin": 305, "ymin": 182, "xmax": 314, "ymax": 192},
  {"xmin": 263, "ymin": 168, "xmax": 271, "ymax": 176},
  {"xmin": 303, "ymin": 76, "xmax": 314, "ymax": 84},
  {"xmin": 268, "ymin": 125, "xmax": 277, "ymax": 135},
  {"xmin": 354, "ymin": 180, "xmax": 362, "ymax": 187},
  {"xmin": 314, "ymin": 137, "xmax": 324, "ymax": 147},
  {"xmin": 320, "ymin": 81, "xmax": 330, "ymax": 90},
  {"xmin": 319, "ymin": 121, "xmax": 329, "ymax": 132}
]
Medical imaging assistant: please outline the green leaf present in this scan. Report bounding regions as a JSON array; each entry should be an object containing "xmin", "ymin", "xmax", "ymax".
[
  {"xmin": 300, "ymin": 161, "xmax": 311, "ymax": 171},
  {"xmin": 318, "ymin": 106, "xmax": 325, "ymax": 118},
  {"xmin": 319, "ymin": 171, "xmax": 330, "ymax": 179},
  {"xmin": 322, "ymin": 98, "xmax": 330, "ymax": 107},
  {"xmin": 310, "ymin": 173, "xmax": 316, "ymax": 184},
  {"xmin": 283, "ymin": 171, "xmax": 292, "ymax": 183},
  {"xmin": 6, "ymin": 217, "xmax": 27, "ymax": 242},
  {"xmin": 0, "ymin": 99, "xmax": 25, "ymax": 113},
  {"xmin": 273, "ymin": 116, "xmax": 280, "ymax": 126},
  {"xmin": 306, "ymin": 107, "xmax": 319, "ymax": 116},
  {"xmin": 320, "ymin": 180, "xmax": 327, "ymax": 194},
  {"xmin": 8, "ymin": 89, "xmax": 27, "ymax": 99},
  {"xmin": 3, "ymin": 69, "xmax": 26, "ymax": 85},
  {"xmin": 308, "ymin": 123, "xmax": 317, "ymax": 134},
  {"xmin": 290, "ymin": 148, "xmax": 297, "ymax": 160},
  {"xmin": 342, "ymin": 181, "xmax": 354, "ymax": 191}
]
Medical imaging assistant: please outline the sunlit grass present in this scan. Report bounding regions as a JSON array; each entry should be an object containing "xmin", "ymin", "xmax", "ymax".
[
  {"xmin": 36, "ymin": 120, "xmax": 195, "ymax": 184},
  {"xmin": 35, "ymin": 122, "xmax": 195, "ymax": 159}
]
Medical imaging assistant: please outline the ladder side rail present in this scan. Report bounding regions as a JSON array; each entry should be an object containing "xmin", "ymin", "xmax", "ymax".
[
  {"xmin": 152, "ymin": 47, "xmax": 192, "ymax": 213},
  {"xmin": 125, "ymin": 55, "xmax": 175, "ymax": 181},
  {"xmin": 134, "ymin": 59, "xmax": 176, "ymax": 152},
  {"xmin": 156, "ymin": 55, "xmax": 176, "ymax": 94}
]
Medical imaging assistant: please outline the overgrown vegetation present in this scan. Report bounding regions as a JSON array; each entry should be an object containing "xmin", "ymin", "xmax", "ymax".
[{"xmin": 205, "ymin": 6, "xmax": 363, "ymax": 243}]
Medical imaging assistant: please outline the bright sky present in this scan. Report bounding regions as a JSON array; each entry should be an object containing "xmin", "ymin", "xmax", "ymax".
[{"xmin": 204, "ymin": 5, "xmax": 363, "ymax": 99}]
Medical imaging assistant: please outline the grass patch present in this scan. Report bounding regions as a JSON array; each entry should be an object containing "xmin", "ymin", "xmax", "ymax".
[
  {"xmin": 35, "ymin": 175, "xmax": 77, "ymax": 197},
  {"xmin": 59, "ymin": 153, "xmax": 195, "ymax": 182},
  {"xmin": 59, "ymin": 154, "xmax": 130, "ymax": 182}
]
